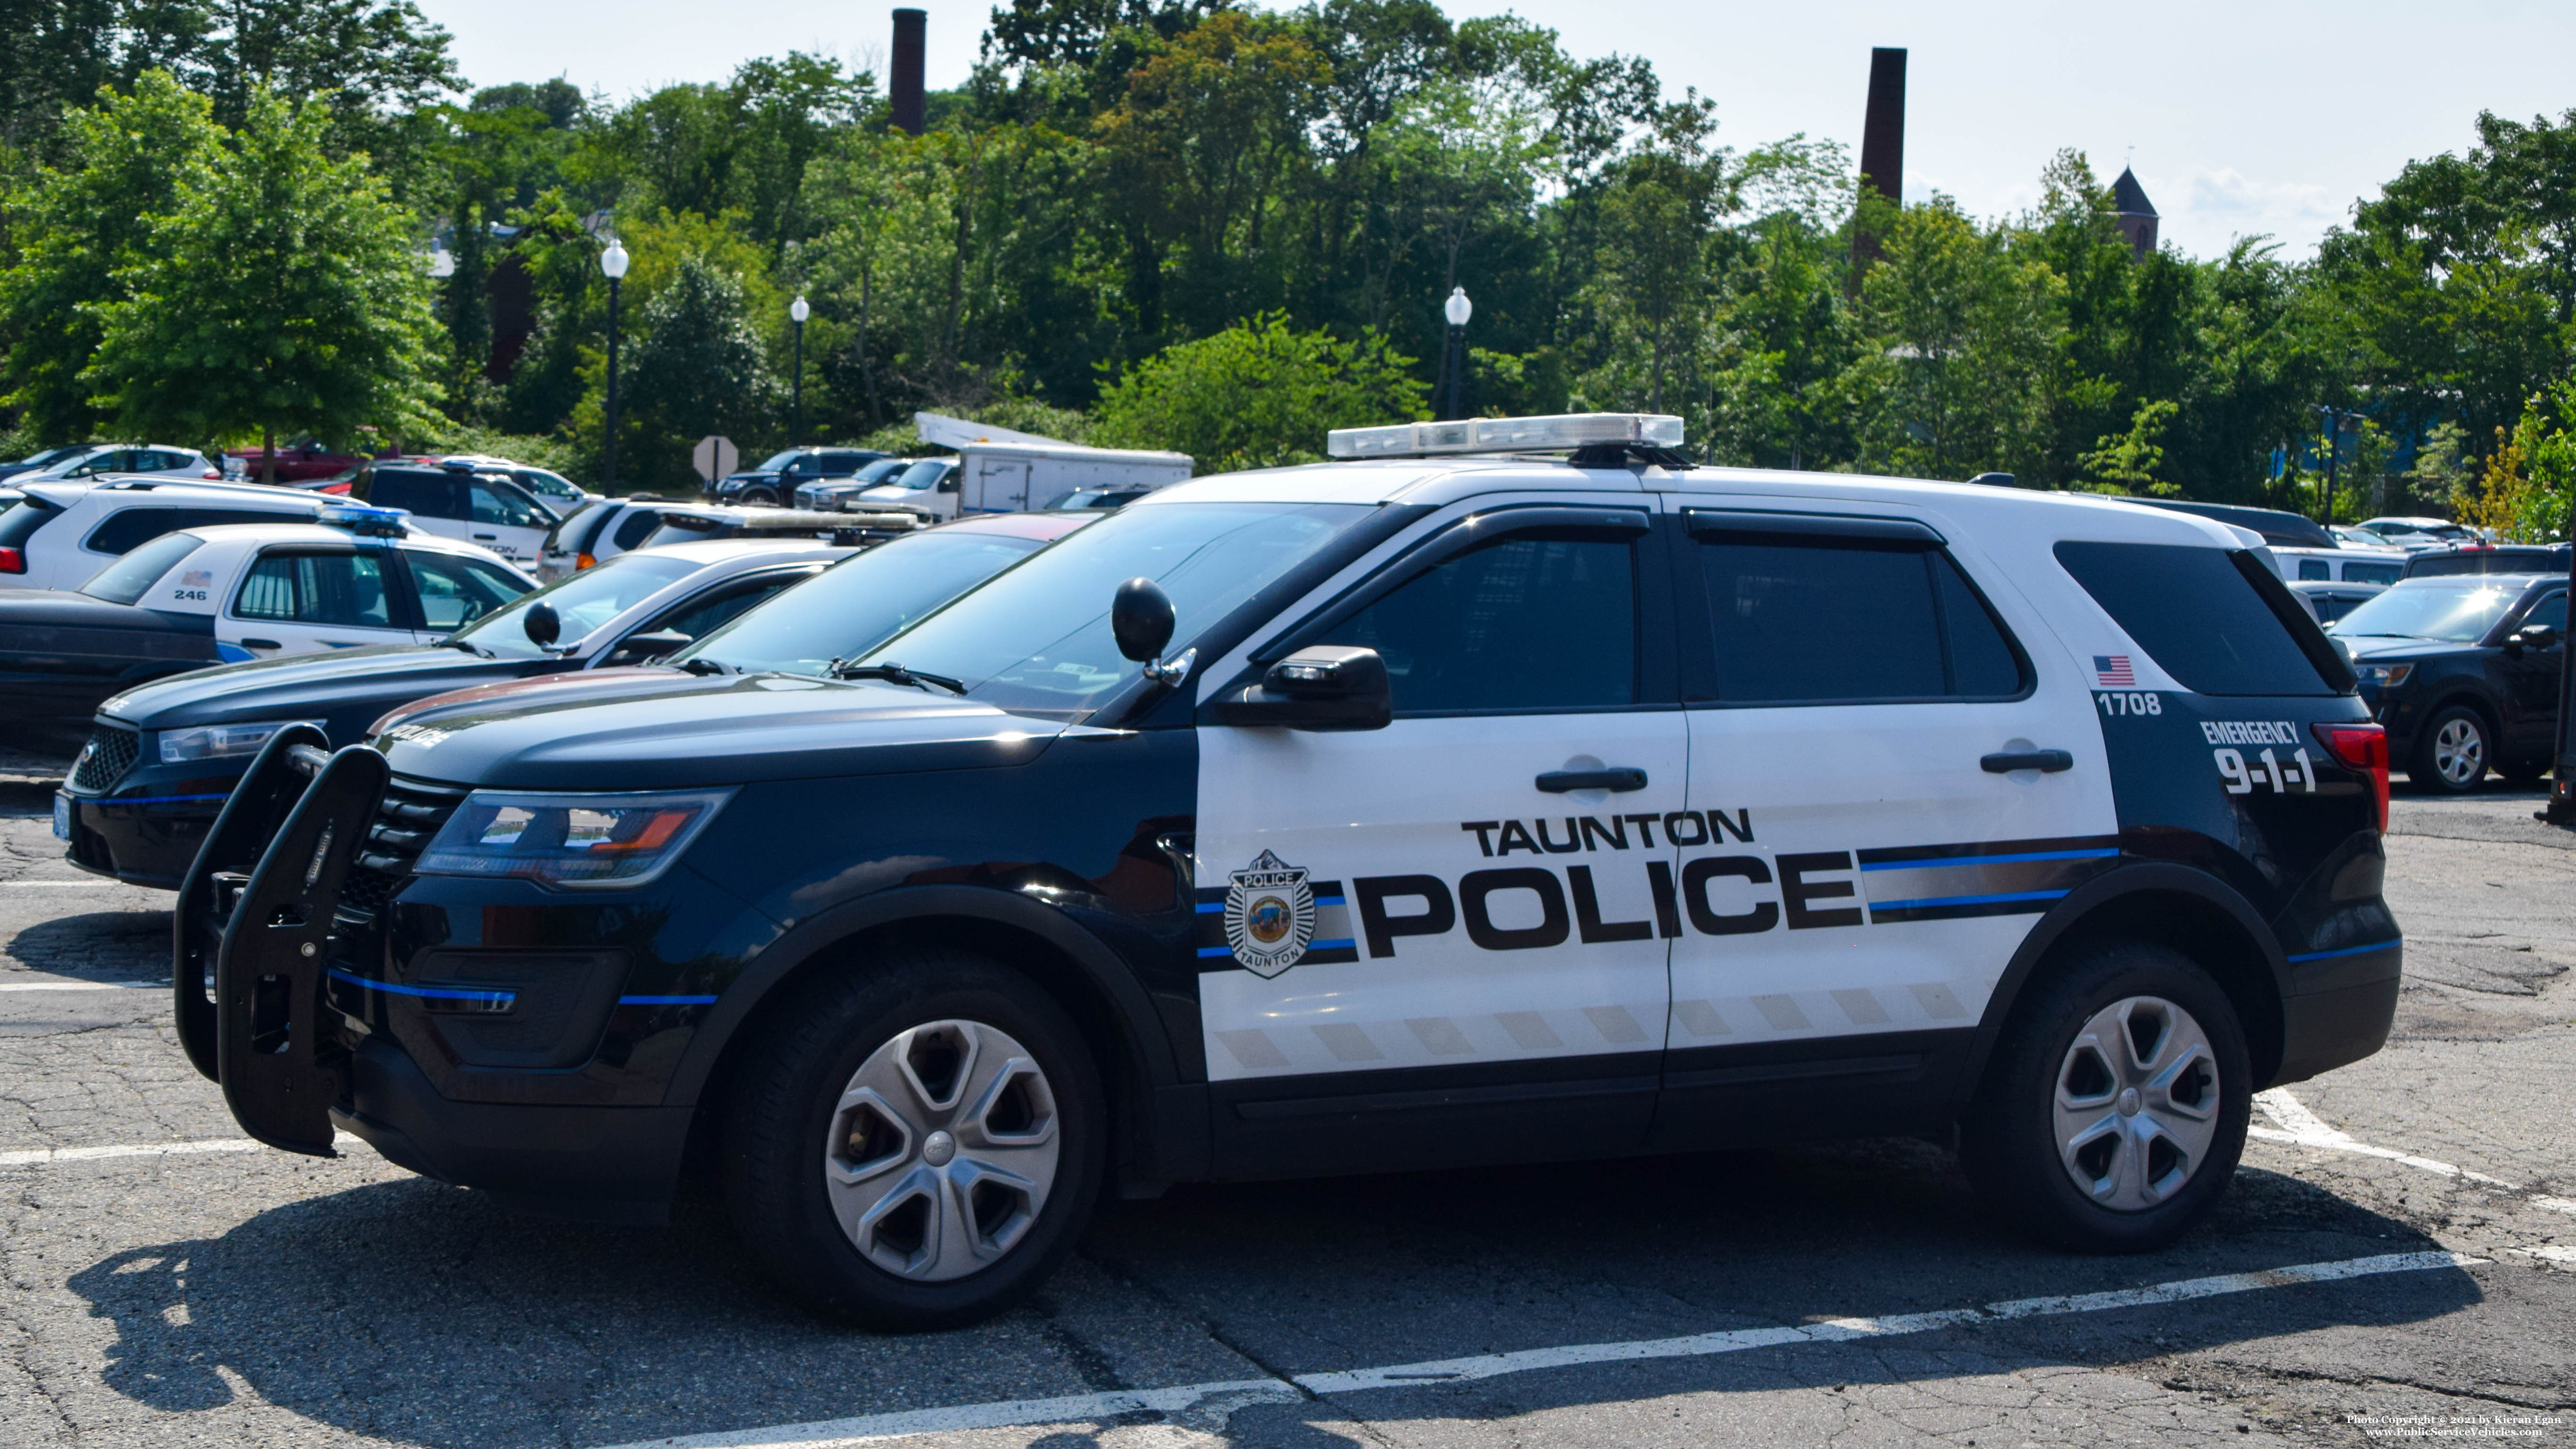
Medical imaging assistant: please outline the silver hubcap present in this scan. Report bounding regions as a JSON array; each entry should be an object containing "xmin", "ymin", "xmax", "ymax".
[
  {"xmin": 2052, "ymin": 995, "xmax": 2221, "ymax": 1212},
  {"xmin": 2433, "ymin": 717, "xmax": 2485, "ymax": 785},
  {"xmin": 823, "ymin": 1018, "xmax": 1060, "ymax": 1281}
]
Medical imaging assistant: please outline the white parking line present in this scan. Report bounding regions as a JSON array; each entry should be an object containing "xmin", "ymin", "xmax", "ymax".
[
  {"xmin": 2252, "ymin": 1089, "xmax": 2576, "ymax": 1213},
  {"xmin": 0, "ymin": 981, "xmax": 162, "ymax": 992},
  {"xmin": 0, "ymin": 1138, "xmax": 260, "ymax": 1167},
  {"xmin": 598, "ymin": 1250, "xmax": 2485, "ymax": 1449},
  {"xmin": 0, "ymin": 1131, "xmax": 362, "ymax": 1167},
  {"xmin": 0, "ymin": 879, "xmax": 138, "ymax": 888}
]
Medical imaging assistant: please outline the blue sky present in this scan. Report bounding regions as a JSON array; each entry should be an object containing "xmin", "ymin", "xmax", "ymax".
[{"xmin": 417, "ymin": 0, "xmax": 2576, "ymax": 260}]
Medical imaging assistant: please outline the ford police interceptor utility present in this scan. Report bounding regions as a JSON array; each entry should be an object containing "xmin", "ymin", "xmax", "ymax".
[{"xmin": 176, "ymin": 414, "xmax": 2398, "ymax": 1331}]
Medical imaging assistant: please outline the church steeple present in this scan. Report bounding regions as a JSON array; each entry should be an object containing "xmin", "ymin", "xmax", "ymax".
[{"xmin": 2110, "ymin": 166, "xmax": 2159, "ymax": 258}]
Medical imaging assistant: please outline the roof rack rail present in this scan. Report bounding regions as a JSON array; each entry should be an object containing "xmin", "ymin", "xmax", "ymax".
[{"xmin": 1327, "ymin": 412, "xmax": 1683, "ymax": 461}]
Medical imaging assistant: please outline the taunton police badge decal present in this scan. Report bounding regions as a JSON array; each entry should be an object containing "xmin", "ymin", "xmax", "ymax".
[{"xmin": 1223, "ymin": 850, "xmax": 1315, "ymax": 978}]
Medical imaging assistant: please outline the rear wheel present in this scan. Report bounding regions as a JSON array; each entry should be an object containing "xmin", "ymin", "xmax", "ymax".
[
  {"xmin": 1961, "ymin": 939, "xmax": 2250, "ymax": 1253},
  {"xmin": 721, "ymin": 949, "xmax": 1105, "ymax": 1328},
  {"xmin": 2411, "ymin": 705, "xmax": 2490, "ymax": 794}
]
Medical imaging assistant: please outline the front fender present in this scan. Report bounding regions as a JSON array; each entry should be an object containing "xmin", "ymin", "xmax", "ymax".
[{"xmin": 662, "ymin": 882, "xmax": 1186, "ymax": 1109}]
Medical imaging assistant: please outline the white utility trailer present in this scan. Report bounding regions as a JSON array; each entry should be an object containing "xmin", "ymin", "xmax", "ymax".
[{"xmin": 839, "ymin": 413, "xmax": 1193, "ymax": 521}]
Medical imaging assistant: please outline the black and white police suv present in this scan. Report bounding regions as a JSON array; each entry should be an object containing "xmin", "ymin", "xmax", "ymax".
[{"xmin": 176, "ymin": 414, "xmax": 2398, "ymax": 1330}]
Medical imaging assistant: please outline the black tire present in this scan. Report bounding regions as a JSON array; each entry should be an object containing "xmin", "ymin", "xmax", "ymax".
[
  {"xmin": 1960, "ymin": 939, "xmax": 2251, "ymax": 1253},
  {"xmin": 740, "ymin": 489, "xmax": 779, "ymax": 508},
  {"xmin": 721, "ymin": 948, "xmax": 1105, "ymax": 1329},
  {"xmin": 2408, "ymin": 704, "xmax": 2491, "ymax": 794}
]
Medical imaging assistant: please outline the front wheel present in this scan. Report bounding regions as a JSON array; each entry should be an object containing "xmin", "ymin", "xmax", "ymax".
[
  {"xmin": 721, "ymin": 949, "xmax": 1105, "ymax": 1328},
  {"xmin": 1960, "ymin": 940, "xmax": 2251, "ymax": 1253},
  {"xmin": 2411, "ymin": 705, "xmax": 2490, "ymax": 794}
]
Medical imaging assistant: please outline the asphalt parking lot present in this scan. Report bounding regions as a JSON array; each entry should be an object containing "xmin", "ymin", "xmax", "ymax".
[{"xmin": 1, "ymin": 762, "xmax": 2570, "ymax": 1449}]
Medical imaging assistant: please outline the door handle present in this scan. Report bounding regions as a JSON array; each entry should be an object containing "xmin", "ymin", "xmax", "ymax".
[
  {"xmin": 242, "ymin": 638, "xmax": 282, "ymax": 651},
  {"xmin": 472, "ymin": 533, "xmax": 498, "ymax": 540},
  {"xmin": 1536, "ymin": 767, "xmax": 1649, "ymax": 793},
  {"xmin": 1982, "ymin": 749, "xmax": 2074, "ymax": 774}
]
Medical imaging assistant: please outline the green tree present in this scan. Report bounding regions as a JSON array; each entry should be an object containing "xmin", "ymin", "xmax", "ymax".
[
  {"xmin": 83, "ymin": 85, "xmax": 443, "ymax": 477},
  {"xmin": 618, "ymin": 254, "xmax": 776, "ymax": 488},
  {"xmin": 0, "ymin": 71, "xmax": 224, "ymax": 441},
  {"xmin": 1090, "ymin": 311, "xmax": 1422, "ymax": 471},
  {"xmin": 2077, "ymin": 398, "xmax": 2180, "ymax": 494}
]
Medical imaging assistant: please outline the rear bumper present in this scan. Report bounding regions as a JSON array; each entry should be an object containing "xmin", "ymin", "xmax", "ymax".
[
  {"xmin": 335, "ymin": 1036, "xmax": 692, "ymax": 1225},
  {"xmin": 2272, "ymin": 973, "xmax": 2401, "ymax": 1085}
]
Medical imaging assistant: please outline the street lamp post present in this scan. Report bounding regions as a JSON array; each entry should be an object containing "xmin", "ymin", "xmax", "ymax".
[
  {"xmin": 600, "ymin": 238, "xmax": 630, "ymax": 492},
  {"xmin": 1438, "ymin": 287, "xmax": 1472, "ymax": 422},
  {"xmin": 2312, "ymin": 405, "xmax": 2366, "ymax": 527},
  {"xmin": 789, "ymin": 295, "xmax": 810, "ymax": 448}
]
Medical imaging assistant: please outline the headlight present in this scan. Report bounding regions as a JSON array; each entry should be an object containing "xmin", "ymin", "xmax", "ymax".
[
  {"xmin": 157, "ymin": 720, "xmax": 318, "ymax": 764},
  {"xmin": 415, "ymin": 788, "xmax": 732, "ymax": 889},
  {"xmin": 2356, "ymin": 663, "xmax": 2414, "ymax": 688}
]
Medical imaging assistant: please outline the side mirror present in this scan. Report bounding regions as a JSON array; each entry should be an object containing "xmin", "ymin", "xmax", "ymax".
[
  {"xmin": 1111, "ymin": 578, "xmax": 1174, "ymax": 663},
  {"xmin": 2521, "ymin": 623, "xmax": 2561, "ymax": 649},
  {"xmin": 605, "ymin": 629, "xmax": 690, "ymax": 665},
  {"xmin": 937, "ymin": 474, "xmax": 960, "ymax": 494},
  {"xmin": 523, "ymin": 602, "xmax": 560, "ymax": 647},
  {"xmin": 1212, "ymin": 646, "xmax": 1392, "ymax": 731}
]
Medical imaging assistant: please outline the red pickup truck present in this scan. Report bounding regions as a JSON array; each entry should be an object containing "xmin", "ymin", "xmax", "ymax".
[{"xmin": 223, "ymin": 437, "xmax": 397, "ymax": 483}]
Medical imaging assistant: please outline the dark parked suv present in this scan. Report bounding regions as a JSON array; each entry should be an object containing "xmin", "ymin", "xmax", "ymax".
[{"xmin": 2332, "ymin": 573, "xmax": 2567, "ymax": 792}]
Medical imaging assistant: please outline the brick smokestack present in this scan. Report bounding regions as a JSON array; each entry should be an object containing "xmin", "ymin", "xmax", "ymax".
[
  {"xmin": 1851, "ymin": 47, "xmax": 1906, "ymax": 271},
  {"xmin": 891, "ymin": 8, "xmax": 927, "ymax": 136}
]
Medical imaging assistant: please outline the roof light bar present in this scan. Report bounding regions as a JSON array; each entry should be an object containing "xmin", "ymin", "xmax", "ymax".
[
  {"xmin": 1326, "ymin": 412, "xmax": 1683, "ymax": 460},
  {"xmin": 316, "ymin": 503, "xmax": 411, "ymax": 538}
]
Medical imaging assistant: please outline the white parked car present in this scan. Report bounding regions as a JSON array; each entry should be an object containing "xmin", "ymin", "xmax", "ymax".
[
  {"xmin": 16, "ymin": 444, "xmax": 221, "ymax": 483},
  {"xmin": 0, "ymin": 479, "xmax": 347, "ymax": 591},
  {"xmin": 2353, "ymin": 516, "xmax": 2476, "ymax": 551}
]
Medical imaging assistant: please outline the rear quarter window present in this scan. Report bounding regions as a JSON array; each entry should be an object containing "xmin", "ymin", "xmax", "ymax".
[
  {"xmin": 2054, "ymin": 540, "xmax": 2341, "ymax": 696},
  {"xmin": 84, "ymin": 506, "xmax": 312, "ymax": 555}
]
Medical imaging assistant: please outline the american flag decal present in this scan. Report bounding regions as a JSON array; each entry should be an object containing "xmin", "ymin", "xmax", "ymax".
[{"xmin": 2093, "ymin": 654, "xmax": 2136, "ymax": 687}]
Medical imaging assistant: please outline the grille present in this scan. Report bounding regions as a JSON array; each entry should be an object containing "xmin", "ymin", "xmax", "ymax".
[
  {"xmin": 337, "ymin": 777, "xmax": 465, "ymax": 922},
  {"xmin": 69, "ymin": 725, "xmax": 140, "ymax": 791}
]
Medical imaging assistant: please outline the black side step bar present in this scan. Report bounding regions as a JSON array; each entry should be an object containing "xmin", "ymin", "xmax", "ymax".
[
  {"xmin": 212, "ymin": 743, "xmax": 389, "ymax": 1155},
  {"xmin": 173, "ymin": 725, "xmax": 330, "ymax": 1082}
]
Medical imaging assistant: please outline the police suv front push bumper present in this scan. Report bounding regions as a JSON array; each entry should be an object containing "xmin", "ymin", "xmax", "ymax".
[{"xmin": 176, "ymin": 729, "xmax": 693, "ymax": 1220}]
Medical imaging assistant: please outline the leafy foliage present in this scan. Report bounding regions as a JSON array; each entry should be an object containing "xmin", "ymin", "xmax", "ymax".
[
  {"xmin": 82, "ymin": 84, "xmax": 444, "ymax": 467},
  {"xmin": 1091, "ymin": 311, "xmax": 1424, "ymax": 471}
]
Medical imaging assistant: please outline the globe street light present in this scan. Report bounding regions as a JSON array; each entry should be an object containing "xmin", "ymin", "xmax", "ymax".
[
  {"xmin": 789, "ymin": 295, "xmax": 811, "ymax": 448},
  {"xmin": 600, "ymin": 238, "xmax": 630, "ymax": 492},
  {"xmin": 1437, "ymin": 287, "xmax": 1472, "ymax": 422}
]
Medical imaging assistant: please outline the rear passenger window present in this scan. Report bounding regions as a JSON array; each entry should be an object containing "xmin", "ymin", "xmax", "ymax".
[
  {"xmin": 1315, "ymin": 532, "xmax": 1638, "ymax": 713},
  {"xmin": 612, "ymin": 509, "xmax": 663, "ymax": 550},
  {"xmin": 2298, "ymin": 559, "xmax": 2331, "ymax": 581},
  {"xmin": 2055, "ymin": 541, "xmax": 2336, "ymax": 696},
  {"xmin": 2343, "ymin": 562, "xmax": 2401, "ymax": 585},
  {"xmin": 235, "ymin": 553, "xmax": 394, "ymax": 627},
  {"xmin": 83, "ymin": 507, "xmax": 311, "ymax": 555},
  {"xmin": 1692, "ymin": 533, "xmax": 2026, "ymax": 704}
]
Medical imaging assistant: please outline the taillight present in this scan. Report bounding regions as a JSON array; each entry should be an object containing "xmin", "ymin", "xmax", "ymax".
[
  {"xmin": 0, "ymin": 547, "xmax": 21, "ymax": 573},
  {"xmin": 2312, "ymin": 721, "xmax": 2390, "ymax": 833},
  {"xmin": 575, "ymin": 552, "xmax": 596, "ymax": 570}
]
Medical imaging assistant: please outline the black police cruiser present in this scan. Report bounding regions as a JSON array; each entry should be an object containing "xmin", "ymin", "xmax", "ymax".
[{"xmin": 178, "ymin": 414, "xmax": 2400, "ymax": 1330}]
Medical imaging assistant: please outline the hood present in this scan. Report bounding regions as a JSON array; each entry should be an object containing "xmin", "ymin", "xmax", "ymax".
[
  {"xmin": 99, "ymin": 643, "xmax": 547, "ymax": 732},
  {"xmin": 376, "ymin": 674, "xmax": 1073, "ymax": 790},
  {"xmin": 2334, "ymin": 636, "xmax": 2486, "ymax": 663},
  {"xmin": 0, "ymin": 590, "xmax": 205, "ymax": 637},
  {"xmin": 372, "ymin": 665, "xmax": 700, "ymax": 735}
]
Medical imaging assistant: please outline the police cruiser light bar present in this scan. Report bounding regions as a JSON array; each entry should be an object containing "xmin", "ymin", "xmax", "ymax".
[
  {"xmin": 1325, "ymin": 411, "xmax": 1683, "ymax": 460},
  {"xmin": 315, "ymin": 503, "xmax": 410, "ymax": 537}
]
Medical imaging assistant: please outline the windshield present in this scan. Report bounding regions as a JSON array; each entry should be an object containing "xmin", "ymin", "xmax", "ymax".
[
  {"xmin": 451, "ymin": 551, "xmax": 698, "ymax": 656},
  {"xmin": 842, "ymin": 458, "xmax": 907, "ymax": 487},
  {"xmin": 753, "ymin": 450, "xmax": 804, "ymax": 473},
  {"xmin": 676, "ymin": 529, "xmax": 1055, "ymax": 676},
  {"xmin": 2329, "ymin": 581, "xmax": 2521, "ymax": 643},
  {"xmin": 853, "ymin": 502, "xmax": 1372, "ymax": 717},
  {"xmin": 81, "ymin": 531, "xmax": 204, "ymax": 605},
  {"xmin": 887, "ymin": 459, "xmax": 950, "ymax": 490},
  {"xmin": 517, "ymin": 469, "xmax": 582, "ymax": 501},
  {"xmin": 13, "ymin": 446, "xmax": 85, "ymax": 468}
]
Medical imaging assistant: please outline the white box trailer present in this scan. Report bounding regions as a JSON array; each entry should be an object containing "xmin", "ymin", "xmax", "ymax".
[{"xmin": 837, "ymin": 413, "xmax": 1194, "ymax": 523}]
